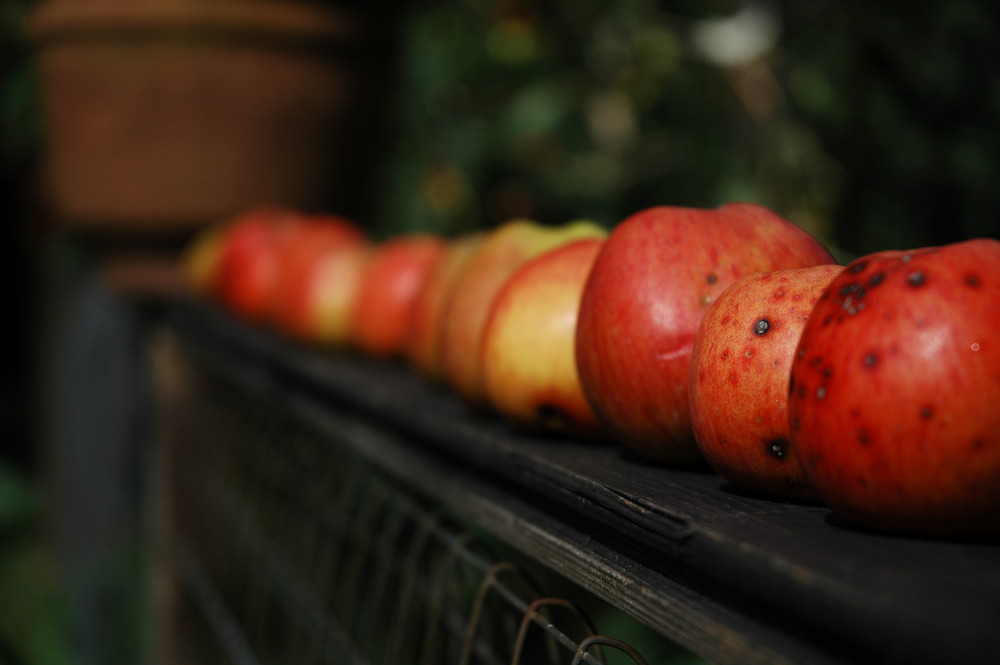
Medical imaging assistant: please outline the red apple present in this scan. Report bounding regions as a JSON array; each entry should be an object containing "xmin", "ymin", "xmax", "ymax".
[
  {"xmin": 482, "ymin": 238, "xmax": 607, "ymax": 436},
  {"xmin": 270, "ymin": 224, "xmax": 371, "ymax": 347},
  {"xmin": 214, "ymin": 205, "xmax": 304, "ymax": 320},
  {"xmin": 788, "ymin": 239, "xmax": 1000, "ymax": 536},
  {"xmin": 689, "ymin": 264, "xmax": 842, "ymax": 498},
  {"xmin": 441, "ymin": 219, "xmax": 608, "ymax": 406},
  {"xmin": 352, "ymin": 233, "xmax": 447, "ymax": 358},
  {"xmin": 575, "ymin": 203, "xmax": 835, "ymax": 462},
  {"xmin": 407, "ymin": 232, "xmax": 486, "ymax": 381}
]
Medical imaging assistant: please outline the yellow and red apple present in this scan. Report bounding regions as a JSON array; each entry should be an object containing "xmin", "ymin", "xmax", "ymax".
[
  {"xmin": 181, "ymin": 221, "xmax": 227, "ymax": 295},
  {"xmin": 269, "ymin": 219, "xmax": 371, "ymax": 347},
  {"xmin": 441, "ymin": 219, "xmax": 608, "ymax": 406},
  {"xmin": 407, "ymin": 232, "xmax": 486, "ymax": 381},
  {"xmin": 481, "ymin": 237, "xmax": 607, "ymax": 437}
]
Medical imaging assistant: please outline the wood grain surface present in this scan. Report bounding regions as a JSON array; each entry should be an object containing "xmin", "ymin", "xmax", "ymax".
[{"xmin": 166, "ymin": 300, "xmax": 1000, "ymax": 665}]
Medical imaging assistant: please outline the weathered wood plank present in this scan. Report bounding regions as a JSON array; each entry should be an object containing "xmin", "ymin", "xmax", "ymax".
[{"xmin": 166, "ymin": 300, "xmax": 1000, "ymax": 665}]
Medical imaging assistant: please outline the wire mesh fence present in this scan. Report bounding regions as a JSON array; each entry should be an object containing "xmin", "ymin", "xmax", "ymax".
[{"xmin": 159, "ymin": 339, "xmax": 656, "ymax": 665}]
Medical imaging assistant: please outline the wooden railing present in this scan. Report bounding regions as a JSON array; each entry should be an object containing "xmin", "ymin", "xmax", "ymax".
[{"xmin": 150, "ymin": 299, "xmax": 1000, "ymax": 665}]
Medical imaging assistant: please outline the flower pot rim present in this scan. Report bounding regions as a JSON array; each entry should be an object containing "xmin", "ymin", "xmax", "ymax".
[{"xmin": 27, "ymin": 0, "xmax": 362, "ymax": 48}]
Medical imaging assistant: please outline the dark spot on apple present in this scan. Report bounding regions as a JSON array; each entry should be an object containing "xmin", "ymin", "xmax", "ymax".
[
  {"xmin": 971, "ymin": 438, "xmax": 986, "ymax": 451},
  {"xmin": 791, "ymin": 417, "xmax": 801, "ymax": 431},
  {"xmin": 858, "ymin": 476, "xmax": 869, "ymax": 487},
  {"xmin": 822, "ymin": 315, "xmax": 834, "ymax": 326},
  {"xmin": 721, "ymin": 349, "xmax": 730, "ymax": 361},
  {"xmin": 766, "ymin": 438, "xmax": 789, "ymax": 459},
  {"xmin": 805, "ymin": 451, "xmax": 821, "ymax": 468},
  {"xmin": 868, "ymin": 272, "xmax": 885, "ymax": 287},
  {"xmin": 707, "ymin": 273, "xmax": 718, "ymax": 284},
  {"xmin": 537, "ymin": 404, "xmax": 569, "ymax": 430},
  {"xmin": 797, "ymin": 348, "xmax": 806, "ymax": 359},
  {"xmin": 754, "ymin": 318, "xmax": 770, "ymax": 335},
  {"xmin": 965, "ymin": 273, "xmax": 982, "ymax": 288},
  {"xmin": 818, "ymin": 288, "xmax": 831, "ymax": 302},
  {"xmin": 862, "ymin": 353, "xmax": 878, "ymax": 368},
  {"xmin": 852, "ymin": 284, "xmax": 866, "ymax": 297},
  {"xmin": 920, "ymin": 406, "xmax": 934, "ymax": 420},
  {"xmin": 834, "ymin": 282, "xmax": 869, "ymax": 317},
  {"xmin": 838, "ymin": 283, "xmax": 858, "ymax": 296},
  {"xmin": 796, "ymin": 384, "xmax": 807, "ymax": 398},
  {"xmin": 848, "ymin": 261, "xmax": 868, "ymax": 274},
  {"xmin": 857, "ymin": 428, "xmax": 871, "ymax": 446},
  {"xmin": 822, "ymin": 366, "xmax": 833, "ymax": 379},
  {"xmin": 808, "ymin": 355, "xmax": 824, "ymax": 367},
  {"xmin": 788, "ymin": 375, "xmax": 795, "ymax": 396},
  {"xmin": 907, "ymin": 271, "xmax": 926, "ymax": 287}
]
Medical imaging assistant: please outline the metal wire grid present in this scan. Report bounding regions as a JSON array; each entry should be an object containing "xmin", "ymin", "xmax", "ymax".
[{"xmin": 165, "ymin": 357, "xmax": 651, "ymax": 665}]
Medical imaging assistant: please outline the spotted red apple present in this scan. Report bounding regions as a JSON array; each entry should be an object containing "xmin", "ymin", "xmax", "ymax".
[
  {"xmin": 789, "ymin": 239, "xmax": 1000, "ymax": 536},
  {"xmin": 689, "ymin": 265, "xmax": 842, "ymax": 499},
  {"xmin": 481, "ymin": 238, "xmax": 607, "ymax": 437}
]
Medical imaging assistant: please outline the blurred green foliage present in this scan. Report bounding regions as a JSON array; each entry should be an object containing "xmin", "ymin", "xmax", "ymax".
[
  {"xmin": 378, "ymin": 0, "xmax": 1000, "ymax": 256},
  {"xmin": 0, "ymin": 462, "xmax": 71, "ymax": 665},
  {"xmin": 1, "ymin": 0, "xmax": 39, "ymax": 182}
]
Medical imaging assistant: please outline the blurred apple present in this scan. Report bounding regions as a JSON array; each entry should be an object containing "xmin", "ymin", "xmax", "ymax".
[
  {"xmin": 689, "ymin": 264, "xmax": 842, "ymax": 498},
  {"xmin": 441, "ymin": 219, "xmax": 608, "ymax": 406},
  {"xmin": 270, "ymin": 217, "xmax": 370, "ymax": 347},
  {"xmin": 213, "ymin": 205, "xmax": 305, "ymax": 320},
  {"xmin": 181, "ymin": 221, "xmax": 227, "ymax": 295},
  {"xmin": 407, "ymin": 232, "xmax": 486, "ymax": 381},
  {"xmin": 269, "ymin": 214, "xmax": 369, "ymax": 347},
  {"xmin": 482, "ymin": 238, "xmax": 607, "ymax": 436},
  {"xmin": 268, "ymin": 214, "xmax": 368, "ymax": 338},
  {"xmin": 352, "ymin": 233, "xmax": 447, "ymax": 358},
  {"xmin": 576, "ymin": 203, "xmax": 835, "ymax": 462}
]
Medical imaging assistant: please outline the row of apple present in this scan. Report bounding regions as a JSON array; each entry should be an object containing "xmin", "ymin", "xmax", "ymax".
[{"xmin": 182, "ymin": 204, "xmax": 1000, "ymax": 538}]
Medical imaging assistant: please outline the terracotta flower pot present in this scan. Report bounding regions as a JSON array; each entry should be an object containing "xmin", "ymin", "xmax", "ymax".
[{"xmin": 28, "ymin": 0, "xmax": 374, "ymax": 234}]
